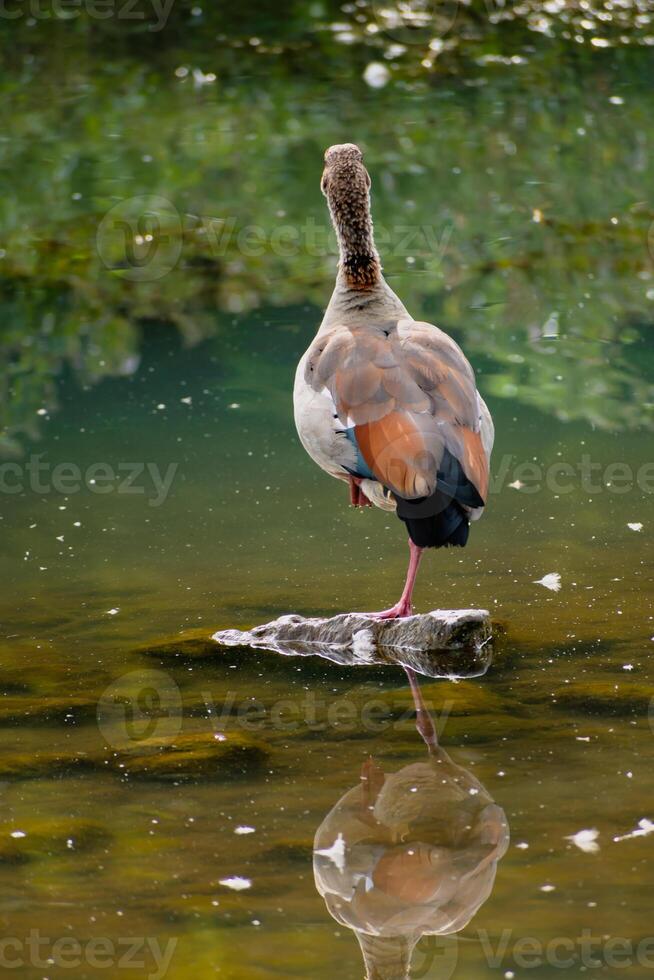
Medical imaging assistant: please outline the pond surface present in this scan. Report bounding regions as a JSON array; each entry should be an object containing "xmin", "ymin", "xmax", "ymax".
[{"xmin": 1, "ymin": 9, "xmax": 654, "ymax": 979}]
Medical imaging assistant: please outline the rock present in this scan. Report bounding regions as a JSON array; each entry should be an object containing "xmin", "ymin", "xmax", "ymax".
[
  {"xmin": 550, "ymin": 680, "xmax": 654, "ymax": 717},
  {"xmin": 0, "ymin": 696, "xmax": 100, "ymax": 727},
  {"xmin": 373, "ymin": 679, "xmax": 512, "ymax": 716},
  {"xmin": 113, "ymin": 730, "xmax": 270, "ymax": 781},
  {"xmin": 136, "ymin": 631, "xmax": 218, "ymax": 662},
  {"xmin": 0, "ymin": 750, "xmax": 97, "ymax": 781},
  {"xmin": 0, "ymin": 820, "xmax": 111, "ymax": 865},
  {"xmin": 212, "ymin": 610, "xmax": 493, "ymax": 679}
]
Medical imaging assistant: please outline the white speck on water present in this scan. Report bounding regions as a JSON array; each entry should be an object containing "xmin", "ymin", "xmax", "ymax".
[
  {"xmin": 315, "ymin": 833, "xmax": 346, "ymax": 873},
  {"xmin": 613, "ymin": 819, "xmax": 654, "ymax": 843},
  {"xmin": 36, "ymin": 408, "xmax": 48, "ymax": 416},
  {"xmin": 609, "ymin": 94, "xmax": 624, "ymax": 103},
  {"xmin": 627, "ymin": 522, "xmax": 643, "ymax": 531},
  {"xmin": 106, "ymin": 608, "xmax": 120, "ymax": 616},
  {"xmin": 508, "ymin": 480, "xmax": 524, "ymax": 490},
  {"xmin": 623, "ymin": 664, "xmax": 634, "ymax": 671},
  {"xmin": 181, "ymin": 396, "xmax": 193, "ymax": 405},
  {"xmin": 363, "ymin": 62, "xmax": 391, "ymax": 88},
  {"xmin": 540, "ymin": 884, "xmax": 556, "ymax": 893},
  {"xmin": 219, "ymin": 876, "xmax": 252, "ymax": 891},
  {"xmin": 228, "ymin": 403, "xmax": 241, "ymax": 409},
  {"xmin": 10, "ymin": 831, "xmax": 26, "ymax": 839},
  {"xmin": 516, "ymin": 842, "xmax": 529, "ymax": 850},
  {"xmin": 193, "ymin": 68, "xmax": 217, "ymax": 87},
  {"xmin": 566, "ymin": 828, "xmax": 600, "ymax": 854},
  {"xmin": 534, "ymin": 572, "xmax": 562, "ymax": 592},
  {"xmin": 542, "ymin": 311, "xmax": 559, "ymax": 337},
  {"xmin": 234, "ymin": 826, "xmax": 256, "ymax": 835}
]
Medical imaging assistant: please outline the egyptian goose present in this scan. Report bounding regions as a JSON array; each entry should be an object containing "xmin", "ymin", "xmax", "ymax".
[
  {"xmin": 313, "ymin": 668, "xmax": 509, "ymax": 979},
  {"xmin": 294, "ymin": 144, "xmax": 493, "ymax": 618}
]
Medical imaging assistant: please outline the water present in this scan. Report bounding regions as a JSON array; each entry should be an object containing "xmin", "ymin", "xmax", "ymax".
[{"xmin": 2, "ymin": 9, "xmax": 654, "ymax": 979}]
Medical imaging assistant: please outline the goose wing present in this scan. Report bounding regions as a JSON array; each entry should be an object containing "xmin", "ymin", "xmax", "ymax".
[{"xmin": 304, "ymin": 317, "xmax": 490, "ymax": 503}]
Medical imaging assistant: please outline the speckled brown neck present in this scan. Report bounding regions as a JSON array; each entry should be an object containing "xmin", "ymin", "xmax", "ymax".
[{"xmin": 324, "ymin": 159, "xmax": 381, "ymax": 290}]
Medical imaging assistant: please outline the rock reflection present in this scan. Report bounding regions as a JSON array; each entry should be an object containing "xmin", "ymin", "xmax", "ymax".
[
  {"xmin": 313, "ymin": 669, "xmax": 509, "ymax": 979},
  {"xmin": 213, "ymin": 611, "xmax": 493, "ymax": 680}
]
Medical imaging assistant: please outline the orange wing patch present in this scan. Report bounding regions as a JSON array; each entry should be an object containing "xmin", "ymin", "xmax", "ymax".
[
  {"xmin": 459, "ymin": 427, "xmax": 489, "ymax": 502},
  {"xmin": 355, "ymin": 412, "xmax": 440, "ymax": 499},
  {"xmin": 305, "ymin": 319, "xmax": 492, "ymax": 506}
]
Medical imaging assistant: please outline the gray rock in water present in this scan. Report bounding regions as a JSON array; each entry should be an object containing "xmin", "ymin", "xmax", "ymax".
[{"xmin": 212, "ymin": 609, "xmax": 492, "ymax": 679}]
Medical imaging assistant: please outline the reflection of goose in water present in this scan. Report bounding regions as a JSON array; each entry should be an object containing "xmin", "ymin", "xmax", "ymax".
[{"xmin": 313, "ymin": 670, "xmax": 509, "ymax": 979}]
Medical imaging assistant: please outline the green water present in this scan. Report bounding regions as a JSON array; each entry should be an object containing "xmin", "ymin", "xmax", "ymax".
[{"xmin": 2, "ymin": 5, "xmax": 654, "ymax": 978}]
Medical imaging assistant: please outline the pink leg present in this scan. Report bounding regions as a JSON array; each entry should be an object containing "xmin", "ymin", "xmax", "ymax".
[
  {"xmin": 364, "ymin": 539, "xmax": 423, "ymax": 619},
  {"xmin": 404, "ymin": 666, "xmax": 438, "ymax": 750}
]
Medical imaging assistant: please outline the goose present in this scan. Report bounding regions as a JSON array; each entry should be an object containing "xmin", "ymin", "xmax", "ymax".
[
  {"xmin": 313, "ymin": 667, "xmax": 509, "ymax": 980},
  {"xmin": 294, "ymin": 144, "xmax": 493, "ymax": 618}
]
